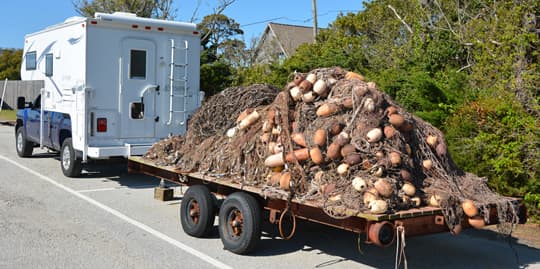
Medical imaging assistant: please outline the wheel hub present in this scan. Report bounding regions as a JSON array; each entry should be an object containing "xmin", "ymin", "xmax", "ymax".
[
  {"xmin": 188, "ymin": 200, "xmax": 200, "ymax": 224},
  {"xmin": 62, "ymin": 146, "xmax": 71, "ymax": 169},
  {"xmin": 229, "ymin": 209, "xmax": 243, "ymax": 236},
  {"xmin": 16, "ymin": 133, "xmax": 23, "ymax": 152}
]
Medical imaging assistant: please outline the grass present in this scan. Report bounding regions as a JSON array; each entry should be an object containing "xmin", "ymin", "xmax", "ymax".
[{"xmin": 0, "ymin": 109, "xmax": 16, "ymax": 121}]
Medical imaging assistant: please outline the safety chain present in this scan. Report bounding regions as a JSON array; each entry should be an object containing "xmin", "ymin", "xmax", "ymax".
[
  {"xmin": 279, "ymin": 182, "xmax": 297, "ymax": 240},
  {"xmin": 394, "ymin": 225, "xmax": 408, "ymax": 269}
]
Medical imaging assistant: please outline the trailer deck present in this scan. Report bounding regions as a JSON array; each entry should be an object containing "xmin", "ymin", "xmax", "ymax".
[
  {"xmin": 128, "ymin": 156, "xmax": 443, "ymax": 221},
  {"xmin": 128, "ymin": 156, "xmax": 529, "ymax": 251}
]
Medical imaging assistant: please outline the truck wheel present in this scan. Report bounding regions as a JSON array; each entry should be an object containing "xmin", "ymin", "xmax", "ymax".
[
  {"xmin": 180, "ymin": 185, "xmax": 216, "ymax": 237},
  {"xmin": 218, "ymin": 192, "xmax": 261, "ymax": 254},
  {"xmin": 61, "ymin": 138, "xmax": 82, "ymax": 177},
  {"xmin": 15, "ymin": 127, "xmax": 33, "ymax": 157}
]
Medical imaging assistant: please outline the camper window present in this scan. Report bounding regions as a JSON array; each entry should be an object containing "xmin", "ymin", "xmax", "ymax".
[
  {"xmin": 26, "ymin": 51, "xmax": 37, "ymax": 70},
  {"xmin": 130, "ymin": 102, "xmax": 144, "ymax": 119},
  {"xmin": 130, "ymin": 50, "xmax": 146, "ymax": 79},
  {"xmin": 45, "ymin": 53, "xmax": 53, "ymax": 77}
]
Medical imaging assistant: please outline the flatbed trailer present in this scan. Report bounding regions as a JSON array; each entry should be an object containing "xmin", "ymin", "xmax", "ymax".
[{"xmin": 127, "ymin": 156, "xmax": 527, "ymax": 254}]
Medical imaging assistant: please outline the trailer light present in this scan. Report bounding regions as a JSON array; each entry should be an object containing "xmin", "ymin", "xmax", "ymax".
[
  {"xmin": 145, "ymin": 26, "xmax": 151, "ymax": 30},
  {"xmin": 90, "ymin": 20, "xmax": 97, "ymax": 25},
  {"xmin": 132, "ymin": 24, "xmax": 139, "ymax": 29},
  {"xmin": 193, "ymin": 31, "xmax": 199, "ymax": 35},
  {"xmin": 157, "ymin": 27, "xmax": 164, "ymax": 31},
  {"xmin": 97, "ymin": 118, "xmax": 107, "ymax": 132}
]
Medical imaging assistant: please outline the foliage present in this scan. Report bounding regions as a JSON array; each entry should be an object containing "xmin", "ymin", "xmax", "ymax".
[
  {"xmin": 525, "ymin": 193, "xmax": 540, "ymax": 223},
  {"xmin": 442, "ymin": 1, "xmax": 540, "ymax": 203},
  {"xmin": 73, "ymin": 0, "xmax": 176, "ymax": 19},
  {"xmin": 445, "ymin": 96, "xmax": 539, "ymax": 196},
  {"xmin": 0, "ymin": 49, "xmax": 22, "ymax": 80},
  {"xmin": 200, "ymin": 61, "xmax": 232, "ymax": 97},
  {"xmin": 197, "ymin": 13, "xmax": 244, "ymax": 96},
  {"xmin": 233, "ymin": 0, "xmax": 540, "ymax": 218},
  {"xmin": 198, "ymin": 14, "xmax": 243, "ymax": 57}
]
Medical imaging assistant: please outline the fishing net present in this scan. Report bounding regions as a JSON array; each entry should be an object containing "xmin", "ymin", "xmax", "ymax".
[{"xmin": 143, "ymin": 67, "xmax": 520, "ymax": 233}]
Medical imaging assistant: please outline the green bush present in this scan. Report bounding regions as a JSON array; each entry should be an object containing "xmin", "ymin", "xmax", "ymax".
[
  {"xmin": 445, "ymin": 96, "xmax": 539, "ymax": 197},
  {"xmin": 524, "ymin": 193, "xmax": 540, "ymax": 223},
  {"xmin": 200, "ymin": 61, "xmax": 233, "ymax": 97}
]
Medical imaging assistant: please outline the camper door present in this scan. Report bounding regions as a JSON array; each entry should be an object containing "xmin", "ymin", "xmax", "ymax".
[{"xmin": 120, "ymin": 39, "xmax": 156, "ymax": 138}]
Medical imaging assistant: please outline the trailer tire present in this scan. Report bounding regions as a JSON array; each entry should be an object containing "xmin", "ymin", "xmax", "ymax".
[
  {"xmin": 60, "ymin": 138, "xmax": 82, "ymax": 177},
  {"xmin": 15, "ymin": 127, "xmax": 33, "ymax": 157},
  {"xmin": 180, "ymin": 185, "xmax": 216, "ymax": 237},
  {"xmin": 218, "ymin": 192, "xmax": 261, "ymax": 254}
]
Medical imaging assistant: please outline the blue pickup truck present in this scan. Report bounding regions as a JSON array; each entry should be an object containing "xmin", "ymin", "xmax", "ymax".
[{"xmin": 15, "ymin": 95, "xmax": 81, "ymax": 177}]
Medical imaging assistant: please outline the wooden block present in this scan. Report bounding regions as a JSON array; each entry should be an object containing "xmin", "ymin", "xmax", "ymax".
[{"xmin": 154, "ymin": 187, "xmax": 174, "ymax": 201}]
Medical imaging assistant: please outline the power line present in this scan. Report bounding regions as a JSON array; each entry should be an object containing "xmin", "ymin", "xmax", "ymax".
[
  {"xmin": 241, "ymin": 17, "xmax": 287, "ymax": 27},
  {"xmin": 240, "ymin": 9, "xmax": 360, "ymax": 27}
]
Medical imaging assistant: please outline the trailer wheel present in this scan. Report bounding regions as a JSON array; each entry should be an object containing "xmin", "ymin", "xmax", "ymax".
[
  {"xmin": 15, "ymin": 128, "xmax": 33, "ymax": 157},
  {"xmin": 180, "ymin": 185, "xmax": 216, "ymax": 237},
  {"xmin": 218, "ymin": 192, "xmax": 261, "ymax": 254},
  {"xmin": 60, "ymin": 138, "xmax": 82, "ymax": 177}
]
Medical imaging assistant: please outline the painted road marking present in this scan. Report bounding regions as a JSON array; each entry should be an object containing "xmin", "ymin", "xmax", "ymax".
[
  {"xmin": 77, "ymin": 185, "xmax": 157, "ymax": 193},
  {"xmin": 0, "ymin": 154, "xmax": 232, "ymax": 269}
]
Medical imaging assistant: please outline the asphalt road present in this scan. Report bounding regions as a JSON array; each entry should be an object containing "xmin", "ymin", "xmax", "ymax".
[{"xmin": 0, "ymin": 124, "xmax": 539, "ymax": 269}]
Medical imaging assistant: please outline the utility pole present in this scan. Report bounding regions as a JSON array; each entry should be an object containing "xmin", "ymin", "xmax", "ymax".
[{"xmin": 312, "ymin": 0, "xmax": 318, "ymax": 42}]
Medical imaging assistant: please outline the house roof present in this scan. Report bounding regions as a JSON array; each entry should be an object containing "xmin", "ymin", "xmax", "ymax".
[
  {"xmin": 267, "ymin": 23, "xmax": 315, "ymax": 57},
  {"xmin": 256, "ymin": 22, "xmax": 315, "ymax": 59}
]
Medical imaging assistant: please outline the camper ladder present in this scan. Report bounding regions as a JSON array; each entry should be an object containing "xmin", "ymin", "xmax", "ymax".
[{"xmin": 167, "ymin": 39, "xmax": 189, "ymax": 125}]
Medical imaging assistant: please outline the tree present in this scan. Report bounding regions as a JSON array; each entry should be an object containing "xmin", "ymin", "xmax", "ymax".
[
  {"xmin": 73, "ymin": 0, "xmax": 176, "ymax": 19},
  {"xmin": 196, "ymin": 10, "xmax": 244, "ymax": 96},
  {"xmin": 198, "ymin": 13, "xmax": 243, "ymax": 58},
  {"xmin": 220, "ymin": 39, "xmax": 255, "ymax": 68},
  {"xmin": 0, "ymin": 49, "xmax": 22, "ymax": 80}
]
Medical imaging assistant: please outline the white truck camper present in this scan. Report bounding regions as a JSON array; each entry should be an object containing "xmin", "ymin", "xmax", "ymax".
[{"xmin": 18, "ymin": 12, "xmax": 202, "ymax": 176}]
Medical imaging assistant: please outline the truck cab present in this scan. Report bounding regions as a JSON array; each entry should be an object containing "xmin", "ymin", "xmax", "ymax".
[{"xmin": 15, "ymin": 95, "xmax": 78, "ymax": 175}]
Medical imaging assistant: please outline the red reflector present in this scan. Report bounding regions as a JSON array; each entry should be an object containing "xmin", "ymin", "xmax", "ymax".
[
  {"xmin": 157, "ymin": 27, "xmax": 164, "ymax": 31},
  {"xmin": 145, "ymin": 26, "xmax": 151, "ymax": 30},
  {"xmin": 97, "ymin": 118, "xmax": 107, "ymax": 132},
  {"xmin": 193, "ymin": 31, "xmax": 199, "ymax": 35},
  {"xmin": 90, "ymin": 20, "xmax": 97, "ymax": 25},
  {"xmin": 132, "ymin": 24, "xmax": 139, "ymax": 29}
]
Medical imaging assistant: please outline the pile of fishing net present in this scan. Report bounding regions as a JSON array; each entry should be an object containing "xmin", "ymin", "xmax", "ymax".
[{"xmin": 143, "ymin": 67, "xmax": 520, "ymax": 232}]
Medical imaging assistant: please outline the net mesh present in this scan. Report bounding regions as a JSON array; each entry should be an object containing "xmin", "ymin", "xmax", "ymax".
[{"xmin": 143, "ymin": 68, "xmax": 520, "ymax": 233}]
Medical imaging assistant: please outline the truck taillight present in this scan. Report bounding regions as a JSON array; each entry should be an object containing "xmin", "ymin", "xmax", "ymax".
[{"xmin": 97, "ymin": 118, "xmax": 107, "ymax": 132}]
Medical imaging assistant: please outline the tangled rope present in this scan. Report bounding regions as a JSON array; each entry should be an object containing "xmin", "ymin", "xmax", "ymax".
[{"xmin": 144, "ymin": 67, "xmax": 520, "ymax": 234}]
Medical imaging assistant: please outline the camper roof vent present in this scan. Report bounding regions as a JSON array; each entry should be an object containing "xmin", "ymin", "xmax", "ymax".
[{"xmin": 112, "ymin": 12, "xmax": 138, "ymax": 17}]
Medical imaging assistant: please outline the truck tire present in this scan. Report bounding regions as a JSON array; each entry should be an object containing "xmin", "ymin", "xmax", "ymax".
[
  {"xmin": 15, "ymin": 127, "xmax": 33, "ymax": 157},
  {"xmin": 60, "ymin": 138, "xmax": 82, "ymax": 177},
  {"xmin": 180, "ymin": 185, "xmax": 216, "ymax": 237},
  {"xmin": 218, "ymin": 192, "xmax": 261, "ymax": 254}
]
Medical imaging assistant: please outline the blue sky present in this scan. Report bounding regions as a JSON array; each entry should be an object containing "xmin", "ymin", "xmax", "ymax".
[{"xmin": 0, "ymin": 0, "xmax": 363, "ymax": 49}]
